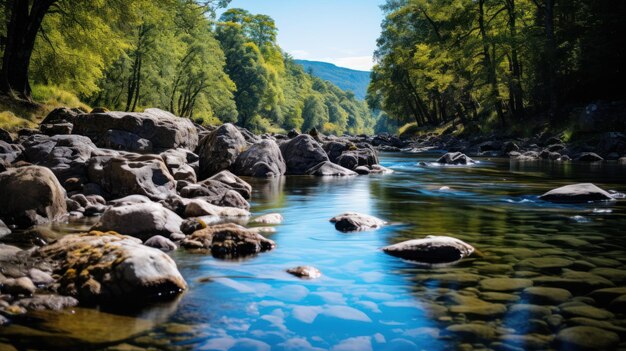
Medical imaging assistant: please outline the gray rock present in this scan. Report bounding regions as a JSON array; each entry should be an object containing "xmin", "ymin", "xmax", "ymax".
[
  {"xmin": 0, "ymin": 219, "xmax": 10, "ymax": 237},
  {"xmin": 209, "ymin": 170, "xmax": 252, "ymax": 199},
  {"xmin": 180, "ymin": 218, "xmax": 206, "ymax": 235},
  {"xmin": 306, "ymin": 161, "xmax": 357, "ymax": 176},
  {"xmin": 160, "ymin": 148, "xmax": 199, "ymax": 183},
  {"xmin": 0, "ymin": 140, "xmax": 22, "ymax": 164},
  {"xmin": 94, "ymin": 202, "xmax": 183, "ymax": 240},
  {"xmin": 181, "ymin": 223, "xmax": 275, "ymax": 258},
  {"xmin": 556, "ymin": 326, "xmax": 619, "ymax": 350},
  {"xmin": 99, "ymin": 129, "xmax": 153, "ymax": 152},
  {"xmin": 560, "ymin": 305, "xmax": 614, "ymax": 320},
  {"xmin": 539, "ymin": 183, "xmax": 613, "ymax": 203},
  {"xmin": 40, "ymin": 122, "xmax": 73, "ymax": 136},
  {"xmin": 28, "ymin": 268, "xmax": 55, "ymax": 286},
  {"xmin": 437, "ymin": 152, "xmax": 475, "ymax": 165},
  {"xmin": 445, "ymin": 324, "xmax": 496, "ymax": 342},
  {"xmin": 72, "ymin": 108, "xmax": 198, "ymax": 151},
  {"xmin": 87, "ymin": 154, "xmax": 176, "ymax": 201},
  {"xmin": 0, "ymin": 166, "xmax": 67, "ymax": 227},
  {"xmin": 231, "ymin": 139, "xmax": 286, "ymax": 177},
  {"xmin": 329, "ymin": 212, "xmax": 385, "ymax": 232},
  {"xmin": 354, "ymin": 166, "xmax": 371, "ymax": 175},
  {"xmin": 0, "ymin": 128, "xmax": 12, "ymax": 143},
  {"xmin": 383, "ymin": 236, "xmax": 474, "ymax": 264},
  {"xmin": 15, "ymin": 294, "xmax": 79, "ymax": 311},
  {"xmin": 479, "ymin": 278, "xmax": 533, "ymax": 292},
  {"xmin": 522, "ymin": 287, "xmax": 572, "ymax": 304},
  {"xmin": 197, "ymin": 123, "xmax": 247, "ymax": 179},
  {"xmin": 577, "ymin": 152, "xmax": 604, "ymax": 162},
  {"xmin": 287, "ymin": 266, "xmax": 322, "ymax": 279},
  {"xmin": 0, "ymin": 277, "xmax": 36, "ymax": 295},
  {"xmin": 37, "ymin": 231, "xmax": 187, "ymax": 302},
  {"xmin": 250, "ymin": 213, "xmax": 283, "ymax": 225},
  {"xmin": 183, "ymin": 199, "xmax": 249, "ymax": 218},
  {"xmin": 279, "ymin": 134, "xmax": 329, "ymax": 175},
  {"xmin": 144, "ymin": 235, "xmax": 178, "ymax": 252}
]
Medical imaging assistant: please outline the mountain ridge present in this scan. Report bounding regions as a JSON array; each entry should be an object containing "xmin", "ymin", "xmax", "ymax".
[{"xmin": 295, "ymin": 59, "xmax": 371, "ymax": 100}]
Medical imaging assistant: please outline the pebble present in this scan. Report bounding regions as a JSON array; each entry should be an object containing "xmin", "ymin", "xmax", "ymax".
[
  {"xmin": 0, "ymin": 277, "xmax": 36, "ymax": 296},
  {"xmin": 560, "ymin": 305, "xmax": 614, "ymax": 320},
  {"xmin": 522, "ymin": 287, "xmax": 572, "ymax": 305},
  {"xmin": 479, "ymin": 278, "xmax": 533, "ymax": 292},
  {"xmin": 556, "ymin": 326, "xmax": 619, "ymax": 350},
  {"xmin": 445, "ymin": 324, "xmax": 496, "ymax": 341}
]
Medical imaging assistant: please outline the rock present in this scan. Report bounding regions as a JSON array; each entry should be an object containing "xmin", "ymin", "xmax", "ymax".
[
  {"xmin": 231, "ymin": 139, "xmax": 286, "ymax": 177},
  {"xmin": 516, "ymin": 257, "xmax": 573, "ymax": 272},
  {"xmin": 287, "ymin": 129, "xmax": 299, "ymax": 138},
  {"xmin": 180, "ymin": 218, "xmax": 206, "ymax": 235},
  {"xmin": 555, "ymin": 326, "xmax": 619, "ymax": 350},
  {"xmin": 279, "ymin": 134, "xmax": 329, "ymax": 175},
  {"xmin": 608, "ymin": 294, "xmax": 626, "ymax": 313},
  {"xmin": 28, "ymin": 268, "xmax": 55, "ymax": 286},
  {"xmin": 15, "ymin": 295, "xmax": 78, "ymax": 311},
  {"xmin": 0, "ymin": 220, "xmax": 10, "ymax": 238},
  {"xmin": 449, "ymin": 299, "xmax": 507, "ymax": 318},
  {"xmin": 499, "ymin": 334, "xmax": 553, "ymax": 350},
  {"xmin": 618, "ymin": 157, "xmax": 626, "ymax": 165},
  {"xmin": 250, "ymin": 213, "xmax": 283, "ymax": 225},
  {"xmin": 329, "ymin": 212, "xmax": 386, "ymax": 232},
  {"xmin": 479, "ymin": 278, "xmax": 533, "ymax": 292},
  {"xmin": 502, "ymin": 141, "xmax": 520, "ymax": 153},
  {"xmin": 160, "ymin": 148, "xmax": 199, "ymax": 183},
  {"xmin": 40, "ymin": 107, "xmax": 81, "ymax": 125},
  {"xmin": 383, "ymin": 236, "xmax": 474, "ymax": 264},
  {"xmin": 0, "ymin": 140, "xmax": 22, "ymax": 164},
  {"xmin": 306, "ymin": 161, "xmax": 357, "ymax": 176},
  {"xmin": 522, "ymin": 287, "xmax": 572, "ymax": 304},
  {"xmin": 445, "ymin": 324, "xmax": 496, "ymax": 341},
  {"xmin": 0, "ymin": 277, "xmax": 36, "ymax": 296},
  {"xmin": 560, "ymin": 305, "xmax": 614, "ymax": 320},
  {"xmin": 568, "ymin": 317, "xmax": 626, "ymax": 333},
  {"xmin": 40, "ymin": 122, "xmax": 73, "ymax": 136},
  {"xmin": 72, "ymin": 108, "xmax": 198, "ymax": 151},
  {"xmin": 337, "ymin": 148, "xmax": 379, "ymax": 170},
  {"xmin": 181, "ymin": 223, "xmax": 275, "ymax": 258},
  {"xmin": 36, "ymin": 231, "xmax": 186, "ymax": 302},
  {"xmin": 0, "ymin": 166, "xmax": 67, "ymax": 227},
  {"xmin": 0, "ymin": 315, "xmax": 9, "ymax": 326},
  {"xmin": 208, "ymin": 170, "xmax": 252, "ymax": 199},
  {"xmin": 144, "ymin": 235, "xmax": 177, "ymax": 252},
  {"xmin": 108, "ymin": 195, "xmax": 153, "ymax": 207},
  {"xmin": 437, "ymin": 152, "xmax": 475, "ymax": 165},
  {"xmin": 87, "ymin": 154, "xmax": 176, "ymax": 201},
  {"xmin": 183, "ymin": 199, "xmax": 249, "ymax": 218},
  {"xmin": 539, "ymin": 183, "xmax": 613, "ymax": 203},
  {"xmin": 589, "ymin": 287, "xmax": 626, "ymax": 304},
  {"xmin": 0, "ymin": 128, "xmax": 12, "ymax": 143},
  {"xmin": 323, "ymin": 141, "xmax": 349, "ymax": 163},
  {"xmin": 480, "ymin": 292, "xmax": 520, "ymax": 303},
  {"xmin": 420, "ymin": 273, "xmax": 482, "ymax": 287},
  {"xmin": 94, "ymin": 202, "xmax": 183, "ymax": 240},
  {"xmin": 287, "ymin": 266, "xmax": 322, "ymax": 279},
  {"xmin": 354, "ymin": 166, "xmax": 371, "ymax": 175},
  {"xmin": 197, "ymin": 123, "xmax": 247, "ymax": 179},
  {"xmin": 577, "ymin": 152, "xmax": 604, "ymax": 162},
  {"xmin": 99, "ymin": 129, "xmax": 153, "ymax": 152},
  {"xmin": 507, "ymin": 304, "xmax": 552, "ymax": 320}
]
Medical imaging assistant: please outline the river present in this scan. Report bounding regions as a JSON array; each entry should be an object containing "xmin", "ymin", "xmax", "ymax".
[{"xmin": 2, "ymin": 152, "xmax": 626, "ymax": 350}]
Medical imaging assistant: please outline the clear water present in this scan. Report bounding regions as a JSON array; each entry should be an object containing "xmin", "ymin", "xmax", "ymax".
[{"xmin": 2, "ymin": 152, "xmax": 626, "ymax": 350}]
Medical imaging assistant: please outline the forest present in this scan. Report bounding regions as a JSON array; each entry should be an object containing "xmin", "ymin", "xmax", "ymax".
[
  {"xmin": 369, "ymin": 0, "xmax": 626, "ymax": 135},
  {"xmin": 0, "ymin": 0, "xmax": 375, "ymax": 135}
]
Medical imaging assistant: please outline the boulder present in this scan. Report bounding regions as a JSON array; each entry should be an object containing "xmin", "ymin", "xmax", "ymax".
[
  {"xmin": 99, "ymin": 129, "xmax": 153, "ymax": 152},
  {"xmin": 323, "ymin": 141, "xmax": 349, "ymax": 163},
  {"xmin": 539, "ymin": 183, "xmax": 613, "ymax": 203},
  {"xmin": 287, "ymin": 266, "xmax": 322, "ymax": 279},
  {"xmin": 94, "ymin": 202, "xmax": 183, "ymax": 240},
  {"xmin": 279, "ymin": 134, "xmax": 329, "ymax": 175},
  {"xmin": 197, "ymin": 123, "xmax": 247, "ymax": 179},
  {"xmin": 72, "ymin": 108, "xmax": 198, "ymax": 151},
  {"xmin": 144, "ymin": 235, "xmax": 177, "ymax": 252},
  {"xmin": 306, "ymin": 161, "xmax": 357, "ymax": 176},
  {"xmin": 577, "ymin": 152, "xmax": 604, "ymax": 162},
  {"xmin": 208, "ymin": 170, "xmax": 252, "ymax": 199},
  {"xmin": 329, "ymin": 212, "xmax": 386, "ymax": 232},
  {"xmin": 40, "ymin": 123, "xmax": 73, "ymax": 136},
  {"xmin": 0, "ymin": 219, "xmax": 10, "ymax": 238},
  {"xmin": 250, "ymin": 213, "xmax": 283, "ymax": 225},
  {"xmin": 383, "ymin": 236, "xmax": 475, "ymax": 264},
  {"xmin": 35, "ymin": 231, "xmax": 186, "ymax": 302},
  {"xmin": 160, "ymin": 148, "xmax": 199, "ymax": 183},
  {"xmin": 20, "ymin": 134, "xmax": 97, "ymax": 187},
  {"xmin": 0, "ymin": 166, "xmax": 67, "ymax": 227},
  {"xmin": 231, "ymin": 139, "xmax": 286, "ymax": 177},
  {"xmin": 40, "ymin": 107, "xmax": 81, "ymax": 125},
  {"xmin": 87, "ymin": 154, "xmax": 176, "ymax": 200},
  {"xmin": 181, "ymin": 223, "xmax": 275, "ymax": 258},
  {"xmin": 179, "ymin": 182, "xmax": 249, "ymax": 210},
  {"xmin": 0, "ymin": 128, "xmax": 13, "ymax": 143},
  {"xmin": 0, "ymin": 277, "xmax": 36, "ymax": 295},
  {"xmin": 437, "ymin": 152, "xmax": 475, "ymax": 165},
  {"xmin": 183, "ymin": 199, "xmax": 249, "ymax": 218}
]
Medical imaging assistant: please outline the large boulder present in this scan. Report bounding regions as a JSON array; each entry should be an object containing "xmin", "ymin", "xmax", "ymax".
[
  {"xmin": 231, "ymin": 140, "xmax": 286, "ymax": 177},
  {"xmin": 383, "ymin": 236, "xmax": 475, "ymax": 264},
  {"xmin": 197, "ymin": 123, "xmax": 247, "ymax": 179},
  {"xmin": 181, "ymin": 223, "xmax": 275, "ymax": 258},
  {"xmin": 306, "ymin": 161, "xmax": 357, "ymax": 176},
  {"xmin": 329, "ymin": 212, "xmax": 386, "ymax": 232},
  {"xmin": 71, "ymin": 108, "xmax": 198, "ymax": 151},
  {"xmin": 35, "ymin": 231, "xmax": 186, "ymax": 302},
  {"xmin": 0, "ymin": 140, "xmax": 22, "ymax": 163},
  {"xmin": 209, "ymin": 170, "xmax": 252, "ymax": 199},
  {"xmin": 99, "ymin": 129, "xmax": 153, "ymax": 153},
  {"xmin": 279, "ymin": 134, "xmax": 329, "ymax": 175},
  {"xmin": 437, "ymin": 152, "xmax": 475, "ymax": 165},
  {"xmin": 0, "ymin": 166, "xmax": 67, "ymax": 227},
  {"xmin": 93, "ymin": 202, "xmax": 183, "ymax": 240},
  {"xmin": 539, "ymin": 183, "xmax": 614, "ymax": 203},
  {"xmin": 87, "ymin": 154, "xmax": 176, "ymax": 200},
  {"xmin": 20, "ymin": 134, "xmax": 97, "ymax": 187},
  {"xmin": 183, "ymin": 199, "xmax": 249, "ymax": 218},
  {"xmin": 160, "ymin": 148, "xmax": 199, "ymax": 183}
]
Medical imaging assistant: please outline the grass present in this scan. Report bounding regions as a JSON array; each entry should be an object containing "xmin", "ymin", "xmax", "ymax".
[{"xmin": 31, "ymin": 85, "xmax": 91, "ymax": 112}]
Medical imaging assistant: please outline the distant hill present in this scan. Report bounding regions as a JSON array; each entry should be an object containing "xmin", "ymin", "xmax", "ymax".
[{"xmin": 295, "ymin": 60, "xmax": 371, "ymax": 100}]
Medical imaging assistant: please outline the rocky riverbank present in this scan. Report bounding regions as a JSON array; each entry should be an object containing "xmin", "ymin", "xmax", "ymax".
[{"xmin": 0, "ymin": 107, "xmax": 394, "ymax": 324}]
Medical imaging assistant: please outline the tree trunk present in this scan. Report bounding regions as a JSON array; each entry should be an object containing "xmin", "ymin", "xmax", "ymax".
[
  {"xmin": 0, "ymin": 0, "xmax": 56, "ymax": 100},
  {"xmin": 506, "ymin": 0, "xmax": 525, "ymax": 118},
  {"xmin": 478, "ymin": 0, "xmax": 506, "ymax": 127}
]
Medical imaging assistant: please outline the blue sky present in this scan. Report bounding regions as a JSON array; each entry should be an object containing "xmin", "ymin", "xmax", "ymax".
[{"xmin": 220, "ymin": 0, "xmax": 385, "ymax": 71}]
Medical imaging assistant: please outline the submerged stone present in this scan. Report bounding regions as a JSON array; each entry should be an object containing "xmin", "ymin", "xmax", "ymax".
[
  {"xmin": 287, "ymin": 266, "xmax": 322, "ymax": 279},
  {"xmin": 555, "ymin": 326, "xmax": 619, "ymax": 350},
  {"xmin": 330, "ymin": 212, "xmax": 386, "ymax": 232},
  {"xmin": 383, "ymin": 236, "xmax": 474, "ymax": 264},
  {"xmin": 522, "ymin": 287, "xmax": 572, "ymax": 305},
  {"xmin": 539, "ymin": 183, "xmax": 613, "ymax": 203},
  {"xmin": 479, "ymin": 278, "xmax": 533, "ymax": 292}
]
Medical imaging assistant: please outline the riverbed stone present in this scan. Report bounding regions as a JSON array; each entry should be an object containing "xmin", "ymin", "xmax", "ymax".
[
  {"xmin": 449, "ymin": 300, "xmax": 507, "ymax": 318},
  {"xmin": 522, "ymin": 287, "xmax": 572, "ymax": 305},
  {"xmin": 555, "ymin": 326, "xmax": 619, "ymax": 350},
  {"xmin": 480, "ymin": 292, "xmax": 520, "ymax": 303},
  {"xmin": 287, "ymin": 266, "xmax": 322, "ymax": 279},
  {"xmin": 15, "ymin": 294, "xmax": 79, "ymax": 311},
  {"xmin": 507, "ymin": 304, "xmax": 552, "ymax": 320},
  {"xmin": 0, "ymin": 166, "xmax": 67, "ymax": 227},
  {"xmin": 279, "ymin": 134, "xmax": 329, "ymax": 175},
  {"xmin": 330, "ymin": 212, "xmax": 386, "ymax": 232},
  {"xmin": 0, "ymin": 277, "xmax": 36, "ymax": 296},
  {"xmin": 250, "ymin": 213, "xmax": 283, "ymax": 225},
  {"xmin": 231, "ymin": 139, "xmax": 286, "ymax": 177},
  {"xmin": 539, "ymin": 183, "xmax": 613, "ymax": 203},
  {"xmin": 36, "ymin": 231, "xmax": 186, "ymax": 302},
  {"xmin": 383, "ymin": 236, "xmax": 474, "ymax": 264},
  {"xmin": 500, "ymin": 334, "xmax": 553, "ymax": 350},
  {"xmin": 198, "ymin": 123, "xmax": 247, "ymax": 179},
  {"xmin": 0, "ymin": 220, "xmax": 10, "ymax": 238},
  {"xmin": 144, "ymin": 235, "xmax": 177, "ymax": 252},
  {"xmin": 445, "ymin": 324, "xmax": 496, "ymax": 341},
  {"xmin": 306, "ymin": 161, "xmax": 357, "ymax": 176},
  {"xmin": 181, "ymin": 223, "xmax": 275, "ymax": 258},
  {"xmin": 479, "ymin": 278, "xmax": 533, "ymax": 292},
  {"xmin": 590, "ymin": 268, "xmax": 626, "ymax": 283},
  {"xmin": 608, "ymin": 295, "xmax": 626, "ymax": 313},
  {"xmin": 183, "ymin": 199, "xmax": 249, "ymax": 218},
  {"xmin": 560, "ymin": 305, "xmax": 614, "ymax": 320},
  {"xmin": 94, "ymin": 202, "xmax": 183, "ymax": 240},
  {"xmin": 437, "ymin": 152, "xmax": 475, "ymax": 165},
  {"xmin": 515, "ymin": 257, "xmax": 573, "ymax": 272}
]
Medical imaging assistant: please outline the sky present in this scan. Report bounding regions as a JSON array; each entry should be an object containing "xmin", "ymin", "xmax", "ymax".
[{"xmin": 219, "ymin": 0, "xmax": 385, "ymax": 71}]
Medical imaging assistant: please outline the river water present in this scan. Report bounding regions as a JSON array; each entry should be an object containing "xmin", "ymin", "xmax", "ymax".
[{"xmin": 2, "ymin": 152, "xmax": 626, "ymax": 350}]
